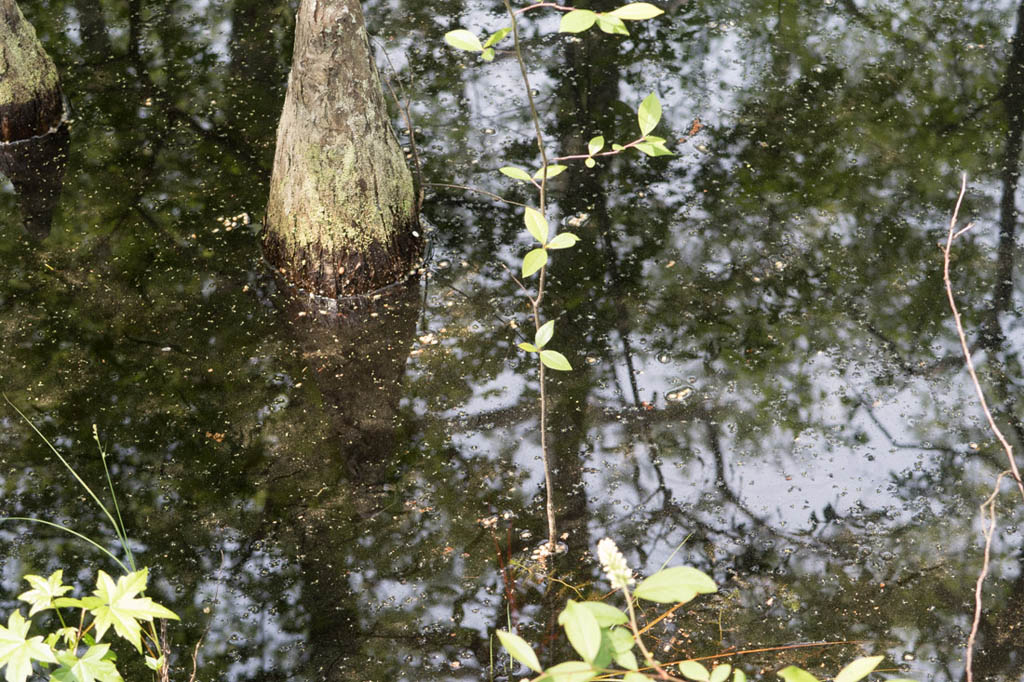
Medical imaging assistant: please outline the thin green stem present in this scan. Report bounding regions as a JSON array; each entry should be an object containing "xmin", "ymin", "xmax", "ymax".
[
  {"xmin": 621, "ymin": 584, "xmax": 677, "ymax": 680},
  {"xmin": 95, "ymin": 426, "xmax": 136, "ymax": 572},
  {"xmin": 504, "ymin": 0, "xmax": 557, "ymax": 553},
  {"xmin": 4, "ymin": 396, "xmax": 129, "ymax": 563},
  {"xmin": 0, "ymin": 517, "xmax": 129, "ymax": 572}
]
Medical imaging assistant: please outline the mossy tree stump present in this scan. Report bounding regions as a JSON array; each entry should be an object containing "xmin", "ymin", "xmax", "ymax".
[
  {"xmin": 0, "ymin": 0, "xmax": 63, "ymax": 142},
  {"xmin": 264, "ymin": 0, "xmax": 419, "ymax": 299}
]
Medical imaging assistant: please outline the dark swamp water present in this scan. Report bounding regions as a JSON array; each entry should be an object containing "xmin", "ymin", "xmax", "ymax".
[{"xmin": 3, "ymin": 0, "xmax": 1024, "ymax": 679}]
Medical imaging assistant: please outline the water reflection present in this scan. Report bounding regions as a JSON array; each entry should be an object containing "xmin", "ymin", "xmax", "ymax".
[{"xmin": 1, "ymin": 0, "xmax": 1023, "ymax": 680}]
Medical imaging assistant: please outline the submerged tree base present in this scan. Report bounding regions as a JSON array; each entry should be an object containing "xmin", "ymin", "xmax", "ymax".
[{"xmin": 262, "ymin": 222, "xmax": 422, "ymax": 300}]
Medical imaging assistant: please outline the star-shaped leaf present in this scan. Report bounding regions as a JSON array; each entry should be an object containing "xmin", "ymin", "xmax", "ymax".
[
  {"xmin": 0, "ymin": 610, "xmax": 57, "ymax": 682},
  {"xmin": 18, "ymin": 571, "xmax": 73, "ymax": 617},
  {"xmin": 52, "ymin": 644, "xmax": 124, "ymax": 682},
  {"xmin": 81, "ymin": 569, "xmax": 179, "ymax": 653}
]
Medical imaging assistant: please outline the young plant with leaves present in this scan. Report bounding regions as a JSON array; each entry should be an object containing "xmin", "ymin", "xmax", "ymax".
[
  {"xmin": 494, "ymin": 539, "xmax": 911, "ymax": 682},
  {"xmin": 443, "ymin": 1, "xmax": 673, "ymax": 554},
  {"xmin": 1, "ymin": 400, "xmax": 181, "ymax": 681}
]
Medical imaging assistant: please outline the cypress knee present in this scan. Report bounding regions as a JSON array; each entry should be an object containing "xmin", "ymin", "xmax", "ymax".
[{"xmin": 264, "ymin": 0, "xmax": 419, "ymax": 299}]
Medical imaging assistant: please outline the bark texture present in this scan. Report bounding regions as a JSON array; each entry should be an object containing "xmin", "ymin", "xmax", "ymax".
[
  {"xmin": 264, "ymin": 0, "xmax": 418, "ymax": 298},
  {"xmin": 0, "ymin": 0, "xmax": 63, "ymax": 142}
]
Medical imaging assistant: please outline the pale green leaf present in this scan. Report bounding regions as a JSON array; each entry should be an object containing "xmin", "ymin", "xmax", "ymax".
[
  {"xmin": 612, "ymin": 143, "xmax": 625, "ymax": 150},
  {"xmin": 711, "ymin": 664, "xmax": 733, "ymax": 682},
  {"xmin": 558, "ymin": 600, "xmax": 601, "ymax": 663},
  {"xmin": 444, "ymin": 29, "xmax": 483, "ymax": 51},
  {"xmin": 495, "ymin": 629, "xmax": 542, "ymax": 673},
  {"xmin": 616, "ymin": 649, "xmax": 640, "ymax": 671},
  {"xmin": 518, "ymin": 342, "xmax": 539, "ymax": 353},
  {"xmin": 624, "ymin": 673, "xmax": 648, "ymax": 682},
  {"xmin": 524, "ymin": 207, "xmax": 550, "ymax": 244},
  {"xmin": 546, "ymin": 232, "xmax": 580, "ymax": 250},
  {"xmin": 52, "ymin": 597, "xmax": 86, "ymax": 609},
  {"xmin": 585, "ymin": 158, "xmax": 596, "ymax": 168},
  {"xmin": 580, "ymin": 601, "xmax": 627, "ymax": 627},
  {"xmin": 638, "ymin": 92, "xmax": 662, "ymax": 136},
  {"xmin": 0, "ymin": 610, "xmax": 57, "ymax": 682},
  {"xmin": 635, "ymin": 141, "xmax": 674, "ymax": 157},
  {"xmin": 596, "ymin": 14, "xmax": 630, "ymax": 35},
  {"xmin": 18, "ymin": 571, "xmax": 72, "ymax": 617},
  {"xmin": 145, "ymin": 654, "xmax": 165, "ymax": 671},
  {"xmin": 588, "ymin": 136, "xmax": 605, "ymax": 155},
  {"xmin": 538, "ymin": 660, "xmax": 597, "ymax": 682},
  {"xmin": 607, "ymin": 627, "xmax": 635, "ymax": 654},
  {"xmin": 634, "ymin": 566, "xmax": 717, "ymax": 604},
  {"xmin": 523, "ymin": 248, "xmax": 548, "ymax": 277},
  {"xmin": 535, "ymin": 320, "xmax": 555, "ymax": 349},
  {"xmin": 644, "ymin": 135, "xmax": 666, "ymax": 143},
  {"xmin": 540, "ymin": 349, "xmax": 572, "ymax": 371},
  {"xmin": 733, "ymin": 669, "xmax": 748, "ymax": 682},
  {"xmin": 86, "ymin": 569, "xmax": 180, "ymax": 653},
  {"xmin": 609, "ymin": 2, "xmax": 665, "ymax": 20},
  {"xmin": 834, "ymin": 656, "xmax": 885, "ymax": 682},
  {"xmin": 483, "ymin": 27, "xmax": 512, "ymax": 47},
  {"xmin": 778, "ymin": 666, "xmax": 821, "ymax": 682},
  {"xmin": 559, "ymin": 9, "xmax": 598, "ymax": 33},
  {"xmin": 499, "ymin": 166, "xmax": 533, "ymax": 182},
  {"xmin": 481, "ymin": 47, "xmax": 495, "ymax": 61},
  {"xmin": 53, "ymin": 645, "xmax": 123, "ymax": 682},
  {"xmin": 533, "ymin": 164, "xmax": 568, "ymax": 180},
  {"xmin": 679, "ymin": 661, "xmax": 711, "ymax": 682}
]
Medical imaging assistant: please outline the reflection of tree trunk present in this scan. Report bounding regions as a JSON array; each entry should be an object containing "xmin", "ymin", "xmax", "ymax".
[
  {"xmin": 264, "ymin": 0, "xmax": 419, "ymax": 298},
  {"xmin": 259, "ymin": 287, "xmax": 420, "ymax": 679},
  {"xmin": 0, "ymin": 0, "xmax": 67, "ymax": 237},
  {"xmin": 986, "ymin": 0, "xmax": 1024, "ymax": 345}
]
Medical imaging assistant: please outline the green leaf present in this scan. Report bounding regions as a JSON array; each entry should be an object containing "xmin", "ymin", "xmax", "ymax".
[
  {"xmin": 444, "ymin": 29, "xmax": 483, "ymax": 51},
  {"xmin": 538, "ymin": 660, "xmax": 597, "ymax": 682},
  {"xmin": 546, "ymin": 232, "xmax": 580, "ymax": 250},
  {"xmin": 559, "ymin": 9, "xmax": 598, "ymax": 33},
  {"xmin": 18, "ymin": 570, "xmax": 73, "ymax": 617},
  {"xmin": 481, "ymin": 47, "xmax": 495, "ymax": 61},
  {"xmin": 53, "ymin": 645, "xmax": 124, "ymax": 682},
  {"xmin": 535, "ymin": 320, "xmax": 555, "ymax": 349},
  {"xmin": 580, "ymin": 601, "xmax": 628, "ymax": 627},
  {"xmin": 145, "ymin": 654, "xmax": 165, "ymax": 671},
  {"xmin": 733, "ymin": 670, "xmax": 748, "ymax": 682},
  {"xmin": 644, "ymin": 135, "xmax": 666, "ymax": 143},
  {"xmin": 624, "ymin": 673, "xmax": 649, "ymax": 682},
  {"xmin": 834, "ymin": 656, "xmax": 885, "ymax": 682},
  {"xmin": 524, "ymin": 207, "xmax": 550, "ymax": 244},
  {"xmin": 584, "ymin": 158, "xmax": 596, "ymax": 168},
  {"xmin": 635, "ymin": 141, "xmax": 674, "ymax": 157},
  {"xmin": 679, "ymin": 661, "xmax": 711, "ymax": 682},
  {"xmin": 533, "ymin": 164, "xmax": 568, "ymax": 180},
  {"xmin": 523, "ymin": 248, "xmax": 548, "ymax": 277},
  {"xmin": 540, "ymin": 349, "xmax": 572, "ymax": 371},
  {"xmin": 612, "ymin": 143, "xmax": 625, "ymax": 151},
  {"xmin": 495, "ymin": 629, "xmax": 542, "ymax": 673},
  {"xmin": 518, "ymin": 342, "xmax": 539, "ymax": 353},
  {"xmin": 607, "ymin": 627, "xmax": 635, "ymax": 654},
  {"xmin": 500, "ymin": 166, "xmax": 533, "ymax": 182},
  {"xmin": 0, "ymin": 610, "xmax": 57, "ymax": 682},
  {"xmin": 634, "ymin": 566, "xmax": 717, "ymax": 604},
  {"xmin": 711, "ymin": 664, "xmax": 733, "ymax": 682},
  {"xmin": 483, "ymin": 27, "xmax": 512, "ymax": 47},
  {"xmin": 85, "ymin": 569, "xmax": 180, "ymax": 653},
  {"xmin": 638, "ymin": 92, "xmax": 662, "ymax": 136},
  {"xmin": 609, "ymin": 2, "xmax": 665, "ymax": 20},
  {"xmin": 596, "ymin": 14, "xmax": 630, "ymax": 35},
  {"xmin": 616, "ymin": 650, "xmax": 640, "ymax": 671},
  {"xmin": 558, "ymin": 600, "xmax": 601, "ymax": 663},
  {"xmin": 778, "ymin": 667, "xmax": 821, "ymax": 682},
  {"xmin": 588, "ymin": 136, "xmax": 605, "ymax": 155}
]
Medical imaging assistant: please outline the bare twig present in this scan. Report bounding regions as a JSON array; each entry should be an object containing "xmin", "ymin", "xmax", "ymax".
[
  {"xmin": 965, "ymin": 471, "xmax": 1010, "ymax": 682},
  {"xmin": 940, "ymin": 173, "xmax": 1024, "ymax": 499},
  {"xmin": 941, "ymin": 173, "xmax": 1024, "ymax": 682},
  {"xmin": 425, "ymin": 182, "xmax": 528, "ymax": 208}
]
